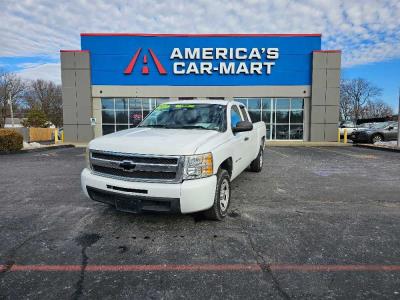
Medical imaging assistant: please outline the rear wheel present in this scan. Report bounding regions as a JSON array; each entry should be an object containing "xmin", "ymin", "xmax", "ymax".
[
  {"xmin": 204, "ymin": 169, "xmax": 231, "ymax": 221},
  {"xmin": 249, "ymin": 147, "xmax": 263, "ymax": 172},
  {"xmin": 371, "ymin": 134, "xmax": 383, "ymax": 143}
]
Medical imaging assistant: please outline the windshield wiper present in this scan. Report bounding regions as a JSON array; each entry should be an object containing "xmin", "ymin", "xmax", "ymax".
[
  {"xmin": 139, "ymin": 124, "xmax": 168, "ymax": 128},
  {"xmin": 166, "ymin": 125, "xmax": 215, "ymax": 130}
]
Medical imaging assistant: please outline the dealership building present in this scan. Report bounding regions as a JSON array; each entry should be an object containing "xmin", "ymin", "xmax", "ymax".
[{"xmin": 60, "ymin": 33, "xmax": 341, "ymax": 142}]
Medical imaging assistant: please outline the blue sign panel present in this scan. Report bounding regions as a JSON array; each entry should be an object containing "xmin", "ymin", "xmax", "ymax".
[{"xmin": 81, "ymin": 34, "xmax": 321, "ymax": 86}]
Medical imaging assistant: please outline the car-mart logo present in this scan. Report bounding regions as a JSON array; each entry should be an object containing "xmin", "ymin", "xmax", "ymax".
[
  {"xmin": 124, "ymin": 48, "xmax": 167, "ymax": 75},
  {"xmin": 124, "ymin": 47, "xmax": 279, "ymax": 76}
]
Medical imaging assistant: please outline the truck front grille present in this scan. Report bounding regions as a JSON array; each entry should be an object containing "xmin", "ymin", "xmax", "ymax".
[
  {"xmin": 90, "ymin": 150, "xmax": 182, "ymax": 183},
  {"xmin": 91, "ymin": 152, "xmax": 178, "ymax": 165}
]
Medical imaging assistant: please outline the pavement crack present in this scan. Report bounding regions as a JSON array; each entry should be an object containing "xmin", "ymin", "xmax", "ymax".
[
  {"xmin": 72, "ymin": 247, "xmax": 89, "ymax": 300},
  {"xmin": 263, "ymin": 264, "xmax": 291, "ymax": 300},
  {"xmin": 236, "ymin": 212, "xmax": 291, "ymax": 299},
  {"xmin": 0, "ymin": 231, "xmax": 46, "ymax": 279},
  {"xmin": 0, "ymin": 260, "xmax": 15, "ymax": 274},
  {"xmin": 247, "ymin": 234, "xmax": 291, "ymax": 300},
  {"xmin": 72, "ymin": 233, "xmax": 101, "ymax": 300}
]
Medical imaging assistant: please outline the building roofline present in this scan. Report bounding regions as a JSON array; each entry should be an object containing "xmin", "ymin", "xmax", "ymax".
[
  {"xmin": 60, "ymin": 50, "xmax": 89, "ymax": 52},
  {"xmin": 313, "ymin": 50, "xmax": 341, "ymax": 53},
  {"xmin": 80, "ymin": 33, "xmax": 322, "ymax": 37}
]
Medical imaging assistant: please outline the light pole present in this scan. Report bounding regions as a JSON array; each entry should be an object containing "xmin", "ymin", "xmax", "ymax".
[
  {"xmin": 397, "ymin": 88, "xmax": 400, "ymax": 148},
  {"xmin": 8, "ymin": 92, "xmax": 14, "ymax": 128}
]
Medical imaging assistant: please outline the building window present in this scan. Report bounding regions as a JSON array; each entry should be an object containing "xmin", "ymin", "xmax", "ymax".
[
  {"xmin": 101, "ymin": 98, "xmax": 168, "ymax": 135},
  {"xmin": 234, "ymin": 98, "xmax": 305, "ymax": 140}
]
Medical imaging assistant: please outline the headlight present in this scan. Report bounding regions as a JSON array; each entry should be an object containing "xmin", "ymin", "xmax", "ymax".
[
  {"xmin": 85, "ymin": 147, "xmax": 91, "ymax": 169},
  {"xmin": 183, "ymin": 153, "xmax": 213, "ymax": 180}
]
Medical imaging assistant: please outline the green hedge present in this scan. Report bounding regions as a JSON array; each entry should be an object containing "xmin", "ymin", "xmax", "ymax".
[{"xmin": 0, "ymin": 129, "xmax": 23, "ymax": 152}]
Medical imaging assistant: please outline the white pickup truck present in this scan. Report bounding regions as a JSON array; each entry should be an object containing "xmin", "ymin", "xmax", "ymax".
[{"xmin": 81, "ymin": 100, "xmax": 266, "ymax": 220}]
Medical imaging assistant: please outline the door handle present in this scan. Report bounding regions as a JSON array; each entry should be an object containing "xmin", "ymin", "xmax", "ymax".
[{"xmin": 244, "ymin": 137, "xmax": 249, "ymax": 141}]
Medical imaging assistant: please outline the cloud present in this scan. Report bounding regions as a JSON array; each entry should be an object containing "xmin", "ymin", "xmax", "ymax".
[
  {"xmin": 17, "ymin": 63, "xmax": 61, "ymax": 83},
  {"xmin": 0, "ymin": 0, "xmax": 399, "ymax": 82}
]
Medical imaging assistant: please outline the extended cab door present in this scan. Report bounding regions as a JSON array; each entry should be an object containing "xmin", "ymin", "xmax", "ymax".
[
  {"xmin": 239, "ymin": 105, "xmax": 258, "ymax": 165},
  {"xmin": 230, "ymin": 104, "xmax": 249, "ymax": 178}
]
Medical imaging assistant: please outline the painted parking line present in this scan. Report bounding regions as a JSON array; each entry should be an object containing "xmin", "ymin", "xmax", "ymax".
[
  {"xmin": 314, "ymin": 147, "xmax": 377, "ymax": 159},
  {"xmin": 2, "ymin": 264, "xmax": 400, "ymax": 272},
  {"xmin": 264, "ymin": 148, "xmax": 290, "ymax": 158}
]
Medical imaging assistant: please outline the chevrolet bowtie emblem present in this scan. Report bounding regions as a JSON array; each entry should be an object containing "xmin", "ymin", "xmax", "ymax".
[{"xmin": 119, "ymin": 160, "xmax": 136, "ymax": 171}]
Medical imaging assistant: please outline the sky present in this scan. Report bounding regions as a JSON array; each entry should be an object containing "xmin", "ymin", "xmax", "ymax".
[{"xmin": 0, "ymin": 0, "xmax": 399, "ymax": 109}]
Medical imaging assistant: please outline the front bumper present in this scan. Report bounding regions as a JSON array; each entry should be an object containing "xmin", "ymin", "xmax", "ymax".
[
  {"xmin": 350, "ymin": 133, "xmax": 369, "ymax": 143},
  {"xmin": 81, "ymin": 168, "xmax": 217, "ymax": 214}
]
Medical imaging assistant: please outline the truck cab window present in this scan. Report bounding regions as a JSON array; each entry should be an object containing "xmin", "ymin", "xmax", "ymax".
[
  {"xmin": 231, "ymin": 105, "xmax": 243, "ymax": 127},
  {"xmin": 239, "ymin": 105, "xmax": 250, "ymax": 122}
]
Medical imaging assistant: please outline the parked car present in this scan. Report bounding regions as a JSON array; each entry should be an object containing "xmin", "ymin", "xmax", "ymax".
[
  {"xmin": 81, "ymin": 100, "xmax": 266, "ymax": 220},
  {"xmin": 338, "ymin": 121, "xmax": 368, "ymax": 137},
  {"xmin": 349, "ymin": 121, "xmax": 398, "ymax": 143}
]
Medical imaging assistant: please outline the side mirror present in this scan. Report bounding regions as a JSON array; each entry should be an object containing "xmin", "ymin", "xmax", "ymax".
[
  {"xmin": 232, "ymin": 121, "xmax": 253, "ymax": 133},
  {"xmin": 387, "ymin": 126, "xmax": 394, "ymax": 130}
]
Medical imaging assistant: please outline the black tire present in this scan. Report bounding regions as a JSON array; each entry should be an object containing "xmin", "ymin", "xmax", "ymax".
[
  {"xmin": 204, "ymin": 169, "xmax": 231, "ymax": 221},
  {"xmin": 371, "ymin": 134, "xmax": 384, "ymax": 144},
  {"xmin": 249, "ymin": 147, "xmax": 263, "ymax": 172}
]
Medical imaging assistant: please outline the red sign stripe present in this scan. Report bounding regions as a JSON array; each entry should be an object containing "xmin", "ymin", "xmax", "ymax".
[
  {"xmin": 142, "ymin": 66, "xmax": 149, "ymax": 75},
  {"xmin": 148, "ymin": 48, "xmax": 167, "ymax": 75},
  {"xmin": 81, "ymin": 33, "xmax": 322, "ymax": 37},
  {"xmin": 123, "ymin": 48, "xmax": 142, "ymax": 75}
]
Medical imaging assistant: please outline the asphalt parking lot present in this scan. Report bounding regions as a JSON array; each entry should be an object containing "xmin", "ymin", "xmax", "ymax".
[{"xmin": 1, "ymin": 146, "xmax": 400, "ymax": 299}]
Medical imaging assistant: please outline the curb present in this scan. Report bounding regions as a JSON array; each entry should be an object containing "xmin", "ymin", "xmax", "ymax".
[
  {"xmin": 0, "ymin": 144, "xmax": 75, "ymax": 155},
  {"xmin": 353, "ymin": 143, "xmax": 400, "ymax": 153},
  {"xmin": 266, "ymin": 142, "xmax": 351, "ymax": 147}
]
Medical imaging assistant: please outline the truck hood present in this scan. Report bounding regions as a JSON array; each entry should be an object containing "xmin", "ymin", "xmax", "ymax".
[{"xmin": 89, "ymin": 127, "xmax": 223, "ymax": 156}]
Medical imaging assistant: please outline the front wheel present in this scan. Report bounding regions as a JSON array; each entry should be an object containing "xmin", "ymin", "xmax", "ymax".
[
  {"xmin": 204, "ymin": 169, "xmax": 231, "ymax": 220},
  {"xmin": 371, "ymin": 134, "xmax": 383, "ymax": 144},
  {"xmin": 249, "ymin": 147, "xmax": 263, "ymax": 172}
]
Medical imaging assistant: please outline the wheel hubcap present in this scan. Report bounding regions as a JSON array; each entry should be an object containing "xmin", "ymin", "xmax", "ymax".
[
  {"xmin": 219, "ymin": 179, "xmax": 230, "ymax": 212},
  {"xmin": 259, "ymin": 151, "xmax": 263, "ymax": 168},
  {"xmin": 373, "ymin": 136, "xmax": 382, "ymax": 143}
]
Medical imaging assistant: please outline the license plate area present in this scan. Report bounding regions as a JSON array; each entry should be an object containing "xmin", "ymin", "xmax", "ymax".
[
  {"xmin": 86, "ymin": 186, "xmax": 180, "ymax": 213},
  {"xmin": 115, "ymin": 196, "xmax": 140, "ymax": 213}
]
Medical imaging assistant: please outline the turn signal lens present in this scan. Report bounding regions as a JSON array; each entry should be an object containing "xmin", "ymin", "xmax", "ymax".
[{"xmin": 183, "ymin": 153, "xmax": 213, "ymax": 180}]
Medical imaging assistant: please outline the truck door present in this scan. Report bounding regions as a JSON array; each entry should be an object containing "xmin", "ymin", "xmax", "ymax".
[
  {"xmin": 230, "ymin": 105, "xmax": 248, "ymax": 177},
  {"xmin": 239, "ymin": 105, "xmax": 257, "ymax": 165}
]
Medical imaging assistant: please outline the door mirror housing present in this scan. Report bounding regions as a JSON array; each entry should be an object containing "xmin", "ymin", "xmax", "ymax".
[
  {"xmin": 232, "ymin": 121, "xmax": 253, "ymax": 133},
  {"xmin": 387, "ymin": 126, "xmax": 394, "ymax": 131}
]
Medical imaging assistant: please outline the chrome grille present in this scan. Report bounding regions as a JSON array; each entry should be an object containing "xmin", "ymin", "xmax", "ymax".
[{"xmin": 90, "ymin": 150, "xmax": 183, "ymax": 183}]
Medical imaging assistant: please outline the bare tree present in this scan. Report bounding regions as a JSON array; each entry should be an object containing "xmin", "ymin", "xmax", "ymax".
[
  {"xmin": 25, "ymin": 79, "xmax": 63, "ymax": 127},
  {"xmin": 340, "ymin": 78, "xmax": 382, "ymax": 121},
  {"xmin": 339, "ymin": 79, "xmax": 353, "ymax": 121},
  {"xmin": 0, "ymin": 70, "xmax": 26, "ymax": 127},
  {"xmin": 361, "ymin": 100, "xmax": 394, "ymax": 119}
]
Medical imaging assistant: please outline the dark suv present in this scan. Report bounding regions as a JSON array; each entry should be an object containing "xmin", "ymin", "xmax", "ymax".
[{"xmin": 350, "ymin": 122, "xmax": 398, "ymax": 143}]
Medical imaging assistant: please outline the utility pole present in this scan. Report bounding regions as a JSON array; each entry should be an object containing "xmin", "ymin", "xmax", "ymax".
[
  {"xmin": 397, "ymin": 87, "xmax": 400, "ymax": 147},
  {"xmin": 8, "ymin": 92, "xmax": 14, "ymax": 128}
]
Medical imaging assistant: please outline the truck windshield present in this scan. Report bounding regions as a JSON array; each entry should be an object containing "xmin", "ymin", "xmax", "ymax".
[{"xmin": 139, "ymin": 103, "xmax": 227, "ymax": 131}]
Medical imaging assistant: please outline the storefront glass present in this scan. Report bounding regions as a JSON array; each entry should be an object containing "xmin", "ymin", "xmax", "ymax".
[
  {"xmin": 101, "ymin": 97, "xmax": 305, "ymax": 140},
  {"xmin": 101, "ymin": 98, "xmax": 168, "ymax": 135},
  {"xmin": 235, "ymin": 98, "xmax": 305, "ymax": 140}
]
